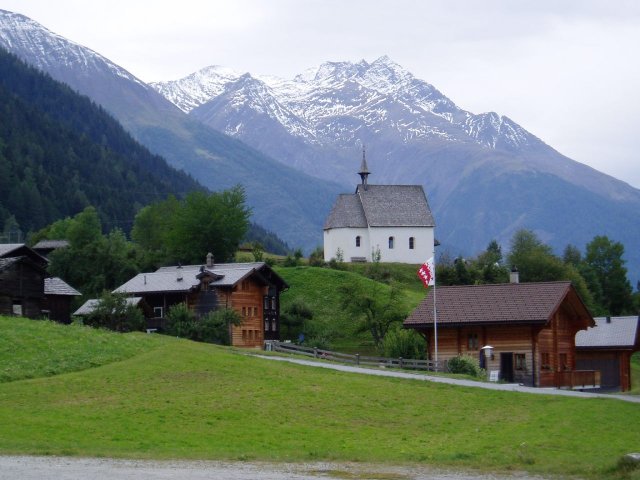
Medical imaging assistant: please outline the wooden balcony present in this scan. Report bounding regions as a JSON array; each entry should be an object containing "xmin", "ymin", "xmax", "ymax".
[{"xmin": 556, "ymin": 369, "xmax": 601, "ymax": 389}]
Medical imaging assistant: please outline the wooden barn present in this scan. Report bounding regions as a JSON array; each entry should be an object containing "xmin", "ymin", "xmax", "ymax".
[
  {"xmin": 0, "ymin": 256, "xmax": 46, "ymax": 318},
  {"xmin": 404, "ymin": 281, "xmax": 597, "ymax": 388},
  {"xmin": 42, "ymin": 277, "xmax": 82, "ymax": 324},
  {"xmin": 114, "ymin": 254, "xmax": 288, "ymax": 348},
  {"xmin": 575, "ymin": 316, "xmax": 640, "ymax": 392}
]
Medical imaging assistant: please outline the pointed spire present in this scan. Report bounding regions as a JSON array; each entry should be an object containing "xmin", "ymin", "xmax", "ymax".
[{"xmin": 358, "ymin": 146, "xmax": 370, "ymax": 189}]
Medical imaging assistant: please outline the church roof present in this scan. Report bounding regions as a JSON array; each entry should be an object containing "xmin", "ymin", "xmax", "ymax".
[{"xmin": 324, "ymin": 184, "xmax": 435, "ymax": 229}]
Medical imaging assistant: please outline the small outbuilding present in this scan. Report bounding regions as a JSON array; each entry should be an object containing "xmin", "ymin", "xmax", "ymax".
[
  {"xmin": 404, "ymin": 281, "xmax": 597, "ymax": 388},
  {"xmin": 42, "ymin": 277, "xmax": 82, "ymax": 323},
  {"xmin": 575, "ymin": 316, "xmax": 640, "ymax": 392}
]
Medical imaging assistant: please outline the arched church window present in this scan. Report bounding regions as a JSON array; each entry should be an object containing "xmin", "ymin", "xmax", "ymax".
[
  {"xmin": 409, "ymin": 237, "xmax": 415, "ymax": 249},
  {"xmin": 388, "ymin": 236, "xmax": 395, "ymax": 249},
  {"xmin": 355, "ymin": 236, "xmax": 361, "ymax": 247}
]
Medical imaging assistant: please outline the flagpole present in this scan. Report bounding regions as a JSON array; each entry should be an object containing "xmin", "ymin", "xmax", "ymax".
[{"xmin": 433, "ymin": 252, "xmax": 438, "ymax": 371}]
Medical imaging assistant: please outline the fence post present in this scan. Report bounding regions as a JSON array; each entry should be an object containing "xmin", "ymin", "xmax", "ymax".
[
  {"xmin": 399, "ymin": 357, "xmax": 403, "ymax": 369},
  {"xmin": 356, "ymin": 353, "xmax": 360, "ymax": 365},
  {"xmin": 314, "ymin": 347, "xmax": 318, "ymax": 358}
]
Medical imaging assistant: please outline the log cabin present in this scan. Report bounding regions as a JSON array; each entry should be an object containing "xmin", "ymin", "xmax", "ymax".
[
  {"xmin": 575, "ymin": 316, "xmax": 640, "ymax": 392},
  {"xmin": 113, "ymin": 254, "xmax": 288, "ymax": 348},
  {"xmin": 404, "ymin": 280, "xmax": 597, "ymax": 388}
]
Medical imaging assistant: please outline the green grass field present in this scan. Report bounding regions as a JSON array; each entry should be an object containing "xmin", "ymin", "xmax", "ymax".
[
  {"xmin": 276, "ymin": 265, "xmax": 424, "ymax": 352},
  {"xmin": 1, "ymin": 316, "xmax": 639, "ymax": 479}
]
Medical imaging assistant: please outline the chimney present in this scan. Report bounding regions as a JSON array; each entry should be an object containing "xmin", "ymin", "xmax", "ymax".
[
  {"xmin": 510, "ymin": 266, "xmax": 519, "ymax": 284},
  {"xmin": 176, "ymin": 263, "xmax": 183, "ymax": 282},
  {"xmin": 206, "ymin": 252, "xmax": 214, "ymax": 268}
]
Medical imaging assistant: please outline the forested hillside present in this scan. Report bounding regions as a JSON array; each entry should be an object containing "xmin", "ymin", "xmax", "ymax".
[{"xmin": 0, "ymin": 47, "xmax": 201, "ymax": 237}]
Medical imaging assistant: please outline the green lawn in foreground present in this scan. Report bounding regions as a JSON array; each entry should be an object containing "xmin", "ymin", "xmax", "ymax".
[{"xmin": 0, "ymin": 317, "xmax": 638, "ymax": 479}]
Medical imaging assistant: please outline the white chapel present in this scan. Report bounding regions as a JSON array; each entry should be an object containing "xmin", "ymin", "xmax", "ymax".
[{"xmin": 323, "ymin": 151, "xmax": 435, "ymax": 264}]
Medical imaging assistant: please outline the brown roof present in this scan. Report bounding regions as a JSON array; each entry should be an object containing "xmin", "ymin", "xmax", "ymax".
[{"xmin": 404, "ymin": 281, "xmax": 594, "ymax": 328}]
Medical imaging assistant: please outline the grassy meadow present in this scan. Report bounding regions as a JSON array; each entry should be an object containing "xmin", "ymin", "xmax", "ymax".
[
  {"xmin": 1, "ymin": 316, "xmax": 639, "ymax": 479},
  {"xmin": 276, "ymin": 265, "xmax": 424, "ymax": 352}
]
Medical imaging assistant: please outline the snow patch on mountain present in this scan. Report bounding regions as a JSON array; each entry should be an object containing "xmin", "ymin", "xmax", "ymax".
[
  {"xmin": 150, "ymin": 55, "xmax": 535, "ymax": 151},
  {"xmin": 0, "ymin": 9, "xmax": 148, "ymax": 90}
]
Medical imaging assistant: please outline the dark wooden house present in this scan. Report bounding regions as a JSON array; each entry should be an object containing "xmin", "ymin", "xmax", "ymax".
[
  {"xmin": 575, "ymin": 316, "xmax": 640, "ymax": 392},
  {"xmin": 404, "ymin": 281, "xmax": 597, "ymax": 388},
  {"xmin": 0, "ymin": 256, "xmax": 47, "ymax": 318},
  {"xmin": 114, "ymin": 255, "xmax": 288, "ymax": 348},
  {"xmin": 42, "ymin": 277, "xmax": 81, "ymax": 324}
]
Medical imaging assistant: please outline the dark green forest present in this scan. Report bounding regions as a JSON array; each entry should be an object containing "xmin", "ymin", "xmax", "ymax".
[{"xmin": 0, "ymin": 47, "xmax": 200, "ymax": 238}]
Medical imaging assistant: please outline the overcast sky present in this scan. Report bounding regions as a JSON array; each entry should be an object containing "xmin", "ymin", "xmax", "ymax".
[{"xmin": 2, "ymin": 0, "xmax": 639, "ymax": 188}]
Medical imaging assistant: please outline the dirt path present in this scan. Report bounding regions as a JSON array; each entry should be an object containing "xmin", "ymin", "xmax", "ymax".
[{"xmin": 0, "ymin": 456, "xmax": 550, "ymax": 480}]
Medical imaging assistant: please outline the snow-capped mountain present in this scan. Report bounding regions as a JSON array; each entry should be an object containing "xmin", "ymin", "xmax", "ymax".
[
  {"xmin": 0, "ymin": 9, "xmax": 343, "ymax": 251},
  {"xmin": 154, "ymin": 56, "xmax": 640, "ymax": 281},
  {"xmin": 1, "ymin": 8, "xmax": 639, "ymax": 280},
  {"xmin": 153, "ymin": 56, "xmax": 534, "ymax": 153}
]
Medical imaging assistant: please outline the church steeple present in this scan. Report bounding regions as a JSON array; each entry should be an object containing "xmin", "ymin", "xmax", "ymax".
[{"xmin": 358, "ymin": 146, "xmax": 370, "ymax": 189}]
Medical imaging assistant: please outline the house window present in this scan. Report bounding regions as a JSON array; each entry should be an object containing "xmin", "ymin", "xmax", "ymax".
[
  {"xmin": 409, "ymin": 237, "xmax": 415, "ymax": 249},
  {"xmin": 559, "ymin": 353, "xmax": 569, "ymax": 371},
  {"xmin": 153, "ymin": 306, "xmax": 164, "ymax": 318},
  {"xmin": 467, "ymin": 333, "xmax": 479, "ymax": 350},
  {"xmin": 388, "ymin": 236, "xmax": 395, "ymax": 249},
  {"xmin": 541, "ymin": 352, "xmax": 551, "ymax": 370},
  {"xmin": 515, "ymin": 353, "xmax": 526, "ymax": 370},
  {"xmin": 355, "ymin": 236, "xmax": 361, "ymax": 247}
]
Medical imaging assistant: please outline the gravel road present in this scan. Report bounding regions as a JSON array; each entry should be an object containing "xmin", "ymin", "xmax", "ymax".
[{"xmin": 0, "ymin": 456, "xmax": 551, "ymax": 480}]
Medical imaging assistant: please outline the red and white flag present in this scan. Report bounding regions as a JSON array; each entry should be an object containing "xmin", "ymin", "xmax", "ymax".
[{"xmin": 417, "ymin": 257, "xmax": 435, "ymax": 287}]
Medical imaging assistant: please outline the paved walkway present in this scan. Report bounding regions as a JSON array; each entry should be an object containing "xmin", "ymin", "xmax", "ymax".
[
  {"xmin": 254, "ymin": 354, "xmax": 640, "ymax": 404},
  {"xmin": 0, "ymin": 456, "xmax": 549, "ymax": 480}
]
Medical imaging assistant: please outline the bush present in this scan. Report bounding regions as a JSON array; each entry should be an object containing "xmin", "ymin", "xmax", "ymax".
[
  {"xmin": 308, "ymin": 247, "xmax": 325, "ymax": 267},
  {"xmin": 382, "ymin": 327, "xmax": 426, "ymax": 359},
  {"xmin": 83, "ymin": 291, "xmax": 145, "ymax": 333},
  {"xmin": 165, "ymin": 304, "xmax": 241, "ymax": 345},
  {"xmin": 447, "ymin": 355, "xmax": 485, "ymax": 378}
]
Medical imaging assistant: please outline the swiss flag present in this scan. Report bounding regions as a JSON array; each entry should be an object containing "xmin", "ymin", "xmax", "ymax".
[{"xmin": 417, "ymin": 257, "xmax": 435, "ymax": 287}]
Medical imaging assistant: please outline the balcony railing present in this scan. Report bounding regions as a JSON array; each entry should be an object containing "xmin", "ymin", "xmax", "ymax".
[{"xmin": 556, "ymin": 370, "xmax": 601, "ymax": 389}]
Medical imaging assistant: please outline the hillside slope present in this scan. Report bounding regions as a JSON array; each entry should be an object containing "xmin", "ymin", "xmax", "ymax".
[
  {"xmin": 0, "ymin": 47, "xmax": 201, "ymax": 234},
  {"xmin": 0, "ymin": 10, "xmax": 342, "ymax": 250}
]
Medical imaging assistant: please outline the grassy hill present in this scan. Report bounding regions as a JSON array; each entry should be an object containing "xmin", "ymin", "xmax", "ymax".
[
  {"xmin": 0, "ymin": 315, "xmax": 639, "ymax": 478},
  {"xmin": 276, "ymin": 265, "xmax": 425, "ymax": 352}
]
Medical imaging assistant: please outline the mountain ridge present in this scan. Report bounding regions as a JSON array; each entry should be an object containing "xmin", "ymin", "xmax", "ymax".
[{"xmin": 0, "ymin": 9, "xmax": 343, "ymax": 251}]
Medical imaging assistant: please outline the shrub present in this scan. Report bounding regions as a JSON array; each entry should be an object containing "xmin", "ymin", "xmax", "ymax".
[
  {"xmin": 447, "ymin": 355, "xmax": 485, "ymax": 378},
  {"xmin": 83, "ymin": 291, "xmax": 145, "ymax": 333},
  {"xmin": 382, "ymin": 327, "xmax": 426, "ymax": 359},
  {"xmin": 308, "ymin": 247, "xmax": 325, "ymax": 267},
  {"xmin": 165, "ymin": 304, "xmax": 241, "ymax": 345}
]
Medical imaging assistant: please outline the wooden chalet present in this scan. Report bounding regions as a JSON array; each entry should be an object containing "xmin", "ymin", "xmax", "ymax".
[
  {"xmin": 575, "ymin": 316, "xmax": 640, "ymax": 391},
  {"xmin": 404, "ymin": 281, "xmax": 597, "ymax": 388},
  {"xmin": 114, "ymin": 254, "xmax": 288, "ymax": 348}
]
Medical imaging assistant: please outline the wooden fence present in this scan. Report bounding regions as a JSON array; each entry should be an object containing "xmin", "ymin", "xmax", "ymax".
[{"xmin": 266, "ymin": 341, "xmax": 439, "ymax": 371}]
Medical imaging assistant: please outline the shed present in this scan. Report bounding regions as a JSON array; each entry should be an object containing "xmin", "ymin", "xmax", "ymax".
[
  {"xmin": 42, "ymin": 277, "xmax": 82, "ymax": 324},
  {"xmin": 575, "ymin": 316, "xmax": 640, "ymax": 391}
]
